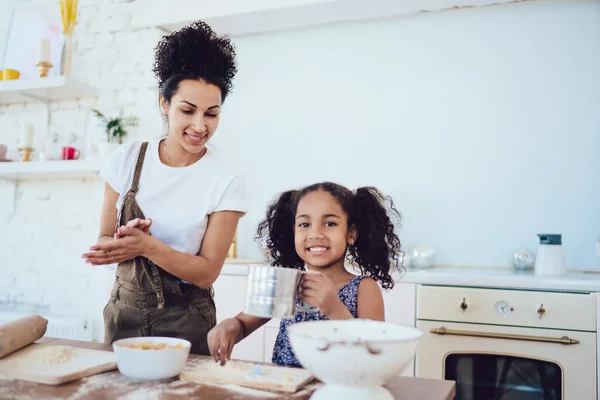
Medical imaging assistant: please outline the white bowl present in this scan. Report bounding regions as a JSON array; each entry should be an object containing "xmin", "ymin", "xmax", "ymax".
[
  {"xmin": 112, "ymin": 337, "xmax": 191, "ymax": 380},
  {"xmin": 288, "ymin": 319, "xmax": 423, "ymax": 400}
]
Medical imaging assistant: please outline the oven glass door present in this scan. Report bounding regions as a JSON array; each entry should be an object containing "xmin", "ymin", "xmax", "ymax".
[
  {"xmin": 445, "ymin": 353, "xmax": 561, "ymax": 399},
  {"xmin": 416, "ymin": 320, "xmax": 596, "ymax": 400}
]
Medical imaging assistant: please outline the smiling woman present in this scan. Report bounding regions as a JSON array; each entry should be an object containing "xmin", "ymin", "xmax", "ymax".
[{"xmin": 81, "ymin": 21, "xmax": 247, "ymax": 355}]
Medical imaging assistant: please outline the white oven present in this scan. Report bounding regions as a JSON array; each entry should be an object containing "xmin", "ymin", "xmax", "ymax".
[{"xmin": 415, "ymin": 285, "xmax": 597, "ymax": 399}]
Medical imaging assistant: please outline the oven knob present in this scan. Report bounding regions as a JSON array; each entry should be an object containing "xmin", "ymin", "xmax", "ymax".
[
  {"xmin": 459, "ymin": 297, "xmax": 468, "ymax": 311},
  {"xmin": 495, "ymin": 300, "xmax": 513, "ymax": 315},
  {"xmin": 537, "ymin": 304, "xmax": 546, "ymax": 319}
]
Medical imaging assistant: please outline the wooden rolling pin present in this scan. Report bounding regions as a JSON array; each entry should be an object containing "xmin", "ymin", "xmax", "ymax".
[{"xmin": 0, "ymin": 315, "xmax": 48, "ymax": 358}]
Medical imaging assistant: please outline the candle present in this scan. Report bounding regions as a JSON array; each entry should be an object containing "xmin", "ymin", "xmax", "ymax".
[
  {"xmin": 20, "ymin": 123, "xmax": 34, "ymax": 148},
  {"xmin": 39, "ymin": 39, "xmax": 50, "ymax": 63}
]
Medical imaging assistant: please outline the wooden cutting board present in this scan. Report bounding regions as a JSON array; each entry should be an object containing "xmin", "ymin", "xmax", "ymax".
[
  {"xmin": 0, "ymin": 343, "xmax": 117, "ymax": 385},
  {"xmin": 180, "ymin": 359, "xmax": 314, "ymax": 393}
]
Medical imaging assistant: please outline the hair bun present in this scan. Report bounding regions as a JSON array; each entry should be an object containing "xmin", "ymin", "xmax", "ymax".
[{"xmin": 152, "ymin": 21, "xmax": 237, "ymax": 99}]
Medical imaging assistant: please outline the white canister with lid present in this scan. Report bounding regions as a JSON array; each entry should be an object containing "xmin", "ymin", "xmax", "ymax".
[{"xmin": 534, "ymin": 234, "xmax": 566, "ymax": 276}]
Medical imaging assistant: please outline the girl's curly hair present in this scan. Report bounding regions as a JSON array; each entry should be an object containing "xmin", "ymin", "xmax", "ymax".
[
  {"xmin": 256, "ymin": 182, "xmax": 402, "ymax": 289},
  {"xmin": 152, "ymin": 21, "xmax": 237, "ymax": 103}
]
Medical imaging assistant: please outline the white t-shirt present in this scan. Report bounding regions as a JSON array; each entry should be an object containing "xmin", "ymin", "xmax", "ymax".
[{"xmin": 100, "ymin": 139, "xmax": 246, "ymax": 256}]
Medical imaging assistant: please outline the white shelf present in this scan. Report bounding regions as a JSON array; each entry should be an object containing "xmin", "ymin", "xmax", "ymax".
[
  {"xmin": 0, "ymin": 159, "xmax": 103, "ymax": 181},
  {"xmin": 130, "ymin": 0, "xmax": 518, "ymax": 36},
  {"xmin": 0, "ymin": 76, "xmax": 97, "ymax": 105}
]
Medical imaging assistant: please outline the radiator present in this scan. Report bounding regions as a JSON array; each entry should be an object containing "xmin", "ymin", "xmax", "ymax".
[{"xmin": 0, "ymin": 311, "xmax": 94, "ymax": 341}]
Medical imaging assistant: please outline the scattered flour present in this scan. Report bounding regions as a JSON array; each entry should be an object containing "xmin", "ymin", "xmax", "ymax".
[
  {"xmin": 69, "ymin": 372, "xmax": 197, "ymax": 400},
  {"xmin": 196, "ymin": 382, "xmax": 282, "ymax": 398},
  {"xmin": 201, "ymin": 359, "xmax": 261, "ymax": 377},
  {"xmin": 183, "ymin": 359, "xmax": 308, "ymax": 386},
  {"xmin": 180, "ymin": 360, "xmax": 315, "ymax": 398},
  {"xmin": 0, "ymin": 370, "xmax": 313, "ymax": 400},
  {"xmin": 68, "ymin": 373, "xmax": 126, "ymax": 399},
  {"xmin": 5, "ymin": 345, "xmax": 74, "ymax": 367},
  {"xmin": 0, "ymin": 378, "xmax": 50, "ymax": 400},
  {"xmin": 116, "ymin": 385, "xmax": 197, "ymax": 400}
]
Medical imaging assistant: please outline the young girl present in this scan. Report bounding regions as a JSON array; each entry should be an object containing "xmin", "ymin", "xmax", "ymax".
[{"xmin": 207, "ymin": 182, "xmax": 402, "ymax": 367}]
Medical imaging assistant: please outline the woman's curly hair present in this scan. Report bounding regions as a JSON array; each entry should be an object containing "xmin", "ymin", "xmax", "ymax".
[
  {"xmin": 152, "ymin": 21, "xmax": 237, "ymax": 103},
  {"xmin": 256, "ymin": 182, "xmax": 403, "ymax": 289}
]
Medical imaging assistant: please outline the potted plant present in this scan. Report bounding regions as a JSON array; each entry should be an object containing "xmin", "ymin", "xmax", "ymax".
[{"xmin": 92, "ymin": 109, "xmax": 138, "ymax": 159}]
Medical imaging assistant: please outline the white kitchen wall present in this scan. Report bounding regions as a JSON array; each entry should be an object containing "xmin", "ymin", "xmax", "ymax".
[
  {"xmin": 217, "ymin": 0, "xmax": 600, "ymax": 267},
  {"xmin": 0, "ymin": 0, "xmax": 598, "ymax": 340}
]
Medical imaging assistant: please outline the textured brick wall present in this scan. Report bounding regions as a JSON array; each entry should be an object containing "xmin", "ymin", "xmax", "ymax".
[{"xmin": 0, "ymin": 0, "xmax": 162, "ymax": 341}]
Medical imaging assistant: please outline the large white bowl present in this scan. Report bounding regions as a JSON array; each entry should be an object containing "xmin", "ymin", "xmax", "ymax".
[
  {"xmin": 112, "ymin": 337, "xmax": 191, "ymax": 381},
  {"xmin": 288, "ymin": 319, "xmax": 423, "ymax": 400}
]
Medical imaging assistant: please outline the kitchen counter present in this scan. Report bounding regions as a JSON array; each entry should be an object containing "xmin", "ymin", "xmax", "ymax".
[
  {"xmin": 400, "ymin": 266, "xmax": 600, "ymax": 292},
  {"xmin": 0, "ymin": 338, "xmax": 456, "ymax": 400},
  {"xmin": 221, "ymin": 261, "xmax": 600, "ymax": 292}
]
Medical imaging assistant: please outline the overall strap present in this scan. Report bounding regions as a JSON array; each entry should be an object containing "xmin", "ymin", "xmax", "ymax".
[{"xmin": 130, "ymin": 142, "xmax": 149, "ymax": 194}]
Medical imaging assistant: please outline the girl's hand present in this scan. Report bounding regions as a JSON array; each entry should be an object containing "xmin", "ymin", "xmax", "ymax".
[
  {"xmin": 115, "ymin": 218, "xmax": 152, "ymax": 239},
  {"xmin": 300, "ymin": 273, "xmax": 346, "ymax": 317},
  {"xmin": 207, "ymin": 318, "xmax": 244, "ymax": 366},
  {"xmin": 83, "ymin": 227, "xmax": 151, "ymax": 266}
]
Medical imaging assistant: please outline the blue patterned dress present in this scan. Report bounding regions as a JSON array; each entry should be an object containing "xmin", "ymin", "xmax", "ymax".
[{"xmin": 272, "ymin": 275, "xmax": 365, "ymax": 367}]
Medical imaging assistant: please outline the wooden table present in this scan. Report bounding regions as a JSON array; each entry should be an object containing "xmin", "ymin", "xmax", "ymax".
[{"xmin": 0, "ymin": 338, "xmax": 455, "ymax": 400}]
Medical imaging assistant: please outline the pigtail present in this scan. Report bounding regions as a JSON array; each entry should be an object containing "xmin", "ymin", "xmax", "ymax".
[
  {"xmin": 348, "ymin": 187, "xmax": 402, "ymax": 289},
  {"xmin": 255, "ymin": 190, "xmax": 304, "ymax": 270}
]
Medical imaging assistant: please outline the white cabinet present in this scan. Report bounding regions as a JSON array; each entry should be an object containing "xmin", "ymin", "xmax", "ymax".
[
  {"xmin": 212, "ymin": 273, "xmax": 265, "ymax": 363},
  {"xmin": 383, "ymin": 283, "xmax": 416, "ymax": 376},
  {"xmin": 263, "ymin": 326, "xmax": 279, "ymax": 363},
  {"xmin": 383, "ymin": 282, "xmax": 416, "ymax": 326}
]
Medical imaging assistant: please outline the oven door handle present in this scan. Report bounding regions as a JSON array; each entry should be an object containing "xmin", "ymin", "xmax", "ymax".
[{"xmin": 430, "ymin": 327, "xmax": 580, "ymax": 345}]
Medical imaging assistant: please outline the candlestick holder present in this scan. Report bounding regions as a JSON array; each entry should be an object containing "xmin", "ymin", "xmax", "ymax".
[
  {"xmin": 17, "ymin": 146, "xmax": 34, "ymax": 162},
  {"xmin": 228, "ymin": 231, "xmax": 238, "ymax": 259},
  {"xmin": 36, "ymin": 61, "xmax": 53, "ymax": 78}
]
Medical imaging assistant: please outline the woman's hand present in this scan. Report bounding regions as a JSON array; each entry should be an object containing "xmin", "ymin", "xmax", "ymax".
[
  {"xmin": 300, "ymin": 273, "xmax": 350, "ymax": 318},
  {"xmin": 114, "ymin": 218, "xmax": 152, "ymax": 239},
  {"xmin": 83, "ymin": 227, "xmax": 151, "ymax": 266},
  {"xmin": 207, "ymin": 318, "xmax": 244, "ymax": 366}
]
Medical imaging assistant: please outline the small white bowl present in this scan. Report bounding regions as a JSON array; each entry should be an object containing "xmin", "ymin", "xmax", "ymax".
[
  {"xmin": 112, "ymin": 337, "xmax": 191, "ymax": 380},
  {"xmin": 288, "ymin": 319, "xmax": 423, "ymax": 400}
]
